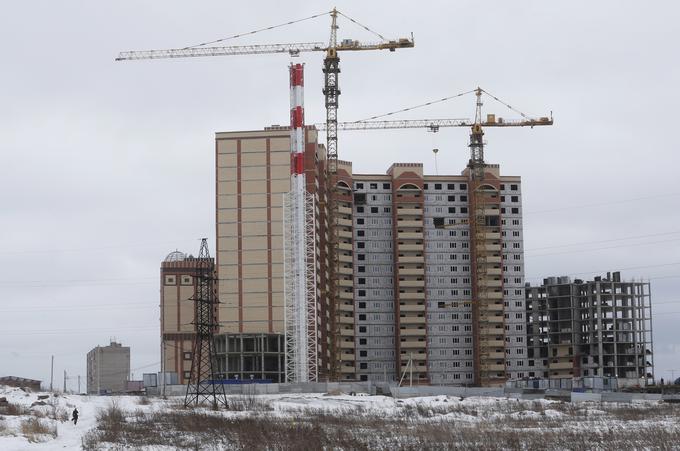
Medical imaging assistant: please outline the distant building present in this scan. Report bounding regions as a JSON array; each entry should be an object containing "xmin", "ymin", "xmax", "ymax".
[
  {"xmin": 525, "ymin": 272, "xmax": 654, "ymax": 385},
  {"xmin": 160, "ymin": 250, "xmax": 217, "ymax": 384},
  {"xmin": 86, "ymin": 341, "xmax": 130, "ymax": 394},
  {"xmin": 0, "ymin": 376, "xmax": 41, "ymax": 391}
]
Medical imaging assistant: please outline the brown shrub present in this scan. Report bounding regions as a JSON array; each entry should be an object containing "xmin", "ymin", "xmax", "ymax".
[
  {"xmin": 0, "ymin": 402, "xmax": 29, "ymax": 416},
  {"xmin": 20, "ymin": 417, "xmax": 57, "ymax": 442}
]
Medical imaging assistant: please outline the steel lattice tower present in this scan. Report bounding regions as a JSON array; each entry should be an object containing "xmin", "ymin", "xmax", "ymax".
[{"xmin": 184, "ymin": 239, "xmax": 228, "ymax": 408}]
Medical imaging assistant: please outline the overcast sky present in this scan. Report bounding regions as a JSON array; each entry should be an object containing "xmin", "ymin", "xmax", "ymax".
[{"xmin": 1, "ymin": 1, "xmax": 678, "ymax": 389}]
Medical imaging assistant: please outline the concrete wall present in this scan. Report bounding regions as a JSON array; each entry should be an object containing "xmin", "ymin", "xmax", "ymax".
[{"xmin": 146, "ymin": 381, "xmax": 376, "ymax": 397}]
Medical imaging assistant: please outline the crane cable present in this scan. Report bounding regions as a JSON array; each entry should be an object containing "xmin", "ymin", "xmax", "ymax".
[
  {"xmin": 183, "ymin": 11, "xmax": 332, "ymax": 49},
  {"xmin": 479, "ymin": 88, "xmax": 535, "ymax": 120},
  {"xmin": 336, "ymin": 10, "xmax": 386, "ymax": 41},
  {"xmin": 354, "ymin": 89, "xmax": 477, "ymax": 122},
  {"xmin": 354, "ymin": 87, "xmax": 545, "ymax": 123}
]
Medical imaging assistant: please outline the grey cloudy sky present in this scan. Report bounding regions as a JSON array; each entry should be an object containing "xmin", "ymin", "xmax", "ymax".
[{"xmin": 1, "ymin": 0, "xmax": 678, "ymax": 388}]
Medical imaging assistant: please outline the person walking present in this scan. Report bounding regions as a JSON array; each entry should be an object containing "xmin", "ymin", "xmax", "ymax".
[{"xmin": 72, "ymin": 408, "xmax": 79, "ymax": 425}]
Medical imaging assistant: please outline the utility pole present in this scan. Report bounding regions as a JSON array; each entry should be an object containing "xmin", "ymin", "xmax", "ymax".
[
  {"xmin": 78, "ymin": 375, "xmax": 81, "ymax": 394},
  {"xmin": 50, "ymin": 355, "xmax": 54, "ymax": 392},
  {"xmin": 63, "ymin": 370, "xmax": 67, "ymax": 393}
]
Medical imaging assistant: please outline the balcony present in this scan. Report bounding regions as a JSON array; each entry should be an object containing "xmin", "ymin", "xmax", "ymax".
[
  {"xmin": 338, "ymin": 242, "xmax": 353, "ymax": 251},
  {"xmin": 399, "ymin": 328, "xmax": 426, "ymax": 337},
  {"xmin": 399, "ymin": 245, "xmax": 423, "ymax": 252},
  {"xmin": 339, "ymin": 254, "xmax": 353, "ymax": 263},
  {"xmin": 480, "ymin": 315, "xmax": 504, "ymax": 324},
  {"xmin": 338, "ymin": 230, "xmax": 352, "ymax": 239},
  {"xmin": 401, "ymin": 352, "xmax": 427, "ymax": 360},
  {"xmin": 338, "ymin": 206, "xmax": 352, "ymax": 215},
  {"xmin": 483, "ymin": 364, "xmax": 506, "ymax": 372},
  {"xmin": 397, "ymin": 232, "xmax": 423, "ymax": 240},
  {"xmin": 485, "ymin": 340, "xmax": 506, "ymax": 347},
  {"xmin": 399, "ymin": 280, "xmax": 424, "ymax": 288},
  {"xmin": 400, "ymin": 316, "xmax": 426, "ymax": 325},
  {"xmin": 340, "ymin": 366, "xmax": 356, "ymax": 374},
  {"xmin": 397, "ymin": 220, "xmax": 422, "ymax": 228},
  {"xmin": 340, "ymin": 329, "xmax": 354, "ymax": 337},
  {"xmin": 399, "ymin": 304, "xmax": 425, "ymax": 312},
  {"xmin": 550, "ymin": 361, "xmax": 573, "ymax": 370},
  {"xmin": 339, "ymin": 316, "xmax": 354, "ymax": 325},
  {"xmin": 484, "ymin": 232, "xmax": 501, "ymax": 240},
  {"xmin": 337, "ymin": 218, "xmax": 352, "ymax": 227},
  {"xmin": 398, "ymin": 256, "xmax": 424, "ymax": 264},
  {"xmin": 338, "ymin": 266, "xmax": 353, "ymax": 275},
  {"xmin": 397, "ymin": 208, "xmax": 422, "ymax": 215},
  {"xmin": 337, "ymin": 279, "xmax": 353, "ymax": 287},
  {"xmin": 400, "ymin": 340, "xmax": 427, "ymax": 349},
  {"xmin": 399, "ymin": 292, "xmax": 425, "ymax": 300},
  {"xmin": 399, "ymin": 268, "xmax": 424, "ymax": 275},
  {"xmin": 478, "ymin": 279, "xmax": 502, "ymax": 288}
]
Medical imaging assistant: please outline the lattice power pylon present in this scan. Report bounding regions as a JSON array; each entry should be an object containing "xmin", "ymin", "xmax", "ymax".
[{"xmin": 184, "ymin": 239, "xmax": 228, "ymax": 408}]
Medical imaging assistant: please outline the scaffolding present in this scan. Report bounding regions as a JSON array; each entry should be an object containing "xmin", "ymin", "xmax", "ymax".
[{"xmin": 283, "ymin": 190, "xmax": 318, "ymax": 382}]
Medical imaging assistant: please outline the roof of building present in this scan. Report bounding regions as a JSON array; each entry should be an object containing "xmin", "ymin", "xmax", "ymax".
[
  {"xmin": 164, "ymin": 250, "xmax": 186, "ymax": 262},
  {"xmin": 0, "ymin": 376, "xmax": 42, "ymax": 384}
]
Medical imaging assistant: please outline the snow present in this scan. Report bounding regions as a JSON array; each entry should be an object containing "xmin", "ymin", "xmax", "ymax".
[{"xmin": 1, "ymin": 385, "xmax": 679, "ymax": 450}]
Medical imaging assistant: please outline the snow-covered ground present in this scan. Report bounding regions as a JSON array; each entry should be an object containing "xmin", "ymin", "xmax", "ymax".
[{"xmin": 2, "ymin": 384, "xmax": 679, "ymax": 450}]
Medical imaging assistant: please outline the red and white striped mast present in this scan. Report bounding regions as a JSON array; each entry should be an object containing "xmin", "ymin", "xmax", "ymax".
[{"xmin": 284, "ymin": 63, "xmax": 318, "ymax": 383}]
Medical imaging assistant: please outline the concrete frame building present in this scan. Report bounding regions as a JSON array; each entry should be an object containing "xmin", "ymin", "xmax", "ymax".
[
  {"xmin": 86, "ymin": 341, "xmax": 130, "ymax": 395},
  {"xmin": 525, "ymin": 272, "xmax": 654, "ymax": 385}
]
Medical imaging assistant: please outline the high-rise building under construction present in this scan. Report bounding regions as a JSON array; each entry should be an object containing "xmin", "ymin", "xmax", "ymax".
[{"xmin": 213, "ymin": 127, "xmax": 526, "ymax": 386}]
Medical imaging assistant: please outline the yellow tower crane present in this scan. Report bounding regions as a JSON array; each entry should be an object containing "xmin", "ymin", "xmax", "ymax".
[
  {"xmin": 317, "ymin": 87, "xmax": 553, "ymax": 386},
  {"xmin": 116, "ymin": 9, "xmax": 414, "ymax": 381}
]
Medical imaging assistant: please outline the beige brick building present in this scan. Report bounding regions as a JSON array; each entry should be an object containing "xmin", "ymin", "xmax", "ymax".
[{"xmin": 160, "ymin": 251, "xmax": 216, "ymax": 384}]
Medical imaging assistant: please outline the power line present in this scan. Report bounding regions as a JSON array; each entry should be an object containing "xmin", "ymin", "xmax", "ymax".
[
  {"xmin": 0, "ymin": 326, "xmax": 157, "ymax": 336},
  {"xmin": 524, "ymin": 192, "xmax": 680, "ymax": 215},
  {"xmin": 524, "ymin": 261, "xmax": 680, "ymax": 281},
  {"xmin": 0, "ymin": 238, "xmax": 200, "ymax": 256},
  {"xmin": 526, "ymin": 237, "xmax": 680, "ymax": 258},
  {"xmin": 524, "ymin": 230, "xmax": 680, "ymax": 252},
  {"xmin": 0, "ymin": 302, "xmax": 158, "ymax": 313}
]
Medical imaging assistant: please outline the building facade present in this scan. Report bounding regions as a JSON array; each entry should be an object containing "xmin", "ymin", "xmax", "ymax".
[
  {"xmin": 86, "ymin": 341, "xmax": 130, "ymax": 394},
  {"xmin": 525, "ymin": 272, "xmax": 654, "ymax": 385},
  {"xmin": 160, "ymin": 250, "xmax": 218, "ymax": 384},
  {"xmin": 337, "ymin": 162, "xmax": 526, "ymax": 384},
  {"xmin": 211, "ymin": 126, "xmax": 527, "ymax": 386},
  {"xmin": 214, "ymin": 127, "xmax": 332, "ymax": 379}
]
